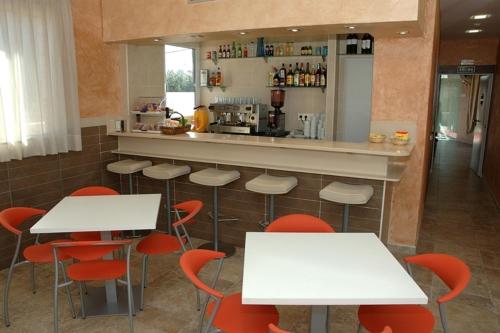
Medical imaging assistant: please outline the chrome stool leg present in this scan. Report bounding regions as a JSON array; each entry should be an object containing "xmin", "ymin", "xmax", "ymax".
[
  {"xmin": 342, "ymin": 204, "xmax": 350, "ymax": 232},
  {"xmin": 166, "ymin": 180, "xmax": 172, "ymax": 234}
]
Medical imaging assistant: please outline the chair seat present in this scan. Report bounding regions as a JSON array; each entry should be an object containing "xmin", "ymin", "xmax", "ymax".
[
  {"xmin": 319, "ymin": 181, "xmax": 374, "ymax": 205},
  {"xmin": 143, "ymin": 163, "xmax": 191, "ymax": 180},
  {"xmin": 189, "ymin": 168, "xmax": 240, "ymax": 187},
  {"xmin": 245, "ymin": 174, "xmax": 298, "ymax": 195},
  {"xmin": 136, "ymin": 232, "xmax": 185, "ymax": 255},
  {"xmin": 358, "ymin": 305, "xmax": 435, "ymax": 333},
  {"xmin": 107, "ymin": 159, "xmax": 152, "ymax": 174},
  {"xmin": 69, "ymin": 231, "xmax": 121, "ymax": 241},
  {"xmin": 207, "ymin": 292, "xmax": 279, "ymax": 333},
  {"xmin": 67, "ymin": 260, "xmax": 126, "ymax": 281},
  {"xmin": 23, "ymin": 239, "xmax": 72, "ymax": 263}
]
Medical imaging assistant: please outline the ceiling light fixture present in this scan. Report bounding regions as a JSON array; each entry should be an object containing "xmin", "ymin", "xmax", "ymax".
[
  {"xmin": 153, "ymin": 38, "xmax": 162, "ymax": 42},
  {"xmin": 288, "ymin": 28, "xmax": 300, "ymax": 32},
  {"xmin": 398, "ymin": 30, "xmax": 409, "ymax": 35},
  {"xmin": 465, "ymin": 29, "xmax": 483, "ymax": 34},
  {"xmin": 239, "ymin": 32, "xmax": 247, "ymax": 35},
  {"xmin": 345, "ymin": 25, "xmax": 356, "ymax": 30},
  {"xmin": 470, "ymin": 14, "xmax": 491, "ymax": 20}
]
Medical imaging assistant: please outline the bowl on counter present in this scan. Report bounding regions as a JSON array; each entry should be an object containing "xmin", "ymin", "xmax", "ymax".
[
  {"xmin": 390, "ymin": 136, "xmax": 410, "ymax": 146},
  {"xmin": 368, "ymin": 133, "xmax": 386, "ymax": 143}
]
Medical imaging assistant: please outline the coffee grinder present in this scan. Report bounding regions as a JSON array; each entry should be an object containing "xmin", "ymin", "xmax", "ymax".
[{"xmin": 269, "ymin": 89, "xmax": 286, "ymax": 135}]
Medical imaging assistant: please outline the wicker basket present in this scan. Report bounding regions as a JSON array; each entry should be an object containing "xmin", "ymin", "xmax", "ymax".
[{"xmin": 161, "ymin": 125, "xmax": 190, "ymax": 135}]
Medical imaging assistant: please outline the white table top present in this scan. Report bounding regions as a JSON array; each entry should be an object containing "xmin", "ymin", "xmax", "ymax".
[
  {"xmin": 242, "ymin": 232, "xmax": 428, "ymax": 306},
  {"xmin": 30, "ymin": 194, "xmax": 161, "ymax": 234}
]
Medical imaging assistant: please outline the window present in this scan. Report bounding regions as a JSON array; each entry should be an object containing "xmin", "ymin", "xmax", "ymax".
[{"xmin": 165, "ymin": 45, "xmax": 197, "ymax": 117}]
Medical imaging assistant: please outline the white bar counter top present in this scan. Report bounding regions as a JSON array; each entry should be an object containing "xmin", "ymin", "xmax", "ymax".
[{"xmin": 109, "ymin": 131, "xmax": 413, "ymax": 182}]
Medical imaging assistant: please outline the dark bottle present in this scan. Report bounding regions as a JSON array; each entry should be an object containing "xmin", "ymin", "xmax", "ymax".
[
  {"xmin": 279, "ymin": 63, "xmax": 286, "ymax": 87},
  {"xmin": 218, "ymin": 45, "xmax": 222, "ymax": 59},
  {"xmin": 265, "ymin": 44, "xmax": 270, "ymax": 56},
  {"xmin": 286, "ymin": 64, "xmax": 294, "ymax": 86},
  {"xmin": 362, "ymin": 34, "xmax": 370, "ymax": 54},
  {"xmin": 273, "ymin": 67, "xmax": 280, "ymax": 87},
  {"xmin": 299, "ymin": 63, "xmax": 305, "ymax": 87},
  {"xmin": 315, "ymin": 64, "xmax": 321, "ymax": 87},
  {"xmin": 293, "ymin": 62, "xmax": 300, "ymax": 87},
  {"xmin": 346, "ymin": 34, "xmax": 352, "ymax": 54},
  {"xmin": 270, "ymin": 44, "xmax": 274, "ymax": 56},
  {"xmin": 351, "ymin": 34, "xmax": 358, "ymax": 54}
]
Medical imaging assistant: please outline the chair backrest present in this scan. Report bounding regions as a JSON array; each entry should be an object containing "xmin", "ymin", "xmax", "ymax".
[
  {"xmin": 269, "ymin": 323, "xmax": 290, "ymax": 333},
  {"xmin": 0, "ymin": 207, "xmax": 46, "ymax": 235},
  {"xmin": 172, "ymin": 200, "xmax": 203, "ymax": 228},
  {"xmin": 265, "ymin": 214, "xmax": 335, "ymax": 233},
  {"xmin": 381, "ymin": 327, "xmax": 392, "ymax": 333},
  {"xmin": 404, "ymin": 253, "xmax": 470, "ymax": 304},
  {"xmin": 70, "ymin": 186, "xmax": 119, "ymax": 196},
  {"xmin": 52, "ymin": 239, "xmax": 132, "ymax": 261},
  {"xmin": 179, "ymin": 249, "xmax": 225, "ymax": 299}
]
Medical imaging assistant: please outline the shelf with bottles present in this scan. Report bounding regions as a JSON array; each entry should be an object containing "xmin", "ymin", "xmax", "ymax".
[
  {"xmin": 268, "ymin": 62, "xmax": 327, "ymax": 93},
  {"xmin": 337, "ymin": 33, "xmax": 375, "ymax": 56},
  {"xmin": 265, "ymin": 85, "xmax": 327, "ymax": 93},
  {"xmin": 203, "ymin": 84, "xmax": 227, "ymax": 92}
]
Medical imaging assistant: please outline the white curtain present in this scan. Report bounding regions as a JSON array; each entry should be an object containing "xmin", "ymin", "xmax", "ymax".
[{"xmin": 0, "ymin": 0, "xmax": 81, "ymax": 162}]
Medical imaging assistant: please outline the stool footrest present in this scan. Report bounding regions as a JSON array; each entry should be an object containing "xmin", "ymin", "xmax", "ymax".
[{"xmin": 207, "ymin": 212, "xmax": 239, "ymax": 223}]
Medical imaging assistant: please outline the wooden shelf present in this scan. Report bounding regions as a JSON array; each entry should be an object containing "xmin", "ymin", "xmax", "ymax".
[
  {"xmin": 265, "ymin": 85, "xmax": 327, "ymax": 93},
  {"xmin": 209, "ymin": 54, "xmax": 327, "ymax": 65}
]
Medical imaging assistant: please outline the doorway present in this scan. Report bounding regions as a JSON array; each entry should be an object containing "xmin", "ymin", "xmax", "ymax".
[{"xmin": 432, "ymin": 68, "xmax": 494, "ymax": 177}]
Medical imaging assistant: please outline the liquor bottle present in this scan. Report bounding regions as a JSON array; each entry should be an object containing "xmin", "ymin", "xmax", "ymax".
[
  {"xmin": 320, "ymin": 65, "xmax": 326, "ymax": 87},
  {"xmin": 265, "ymin": 44, "xmax": 269, "ymax": 56},
  {"xmin": 270, "ymin": 44, "xmax": 274, "ymax": 56},
  {"xmin": 315, "ymin": 64, "xmax": 321, "ymax": 87},
  {"xmin": 304, "ymin": 63, "xmax": 310, "ymax": 87},
  {"xmin": 362, "ymin": 34, "xmax": 374, "ymax": 54},
  {"xmin": 299, "ymin": 63, "xmax": 305, "ymax": 87},
  {"xmin": 309, "ymin": 64, "xmax": 316, "ymax": 87},
  {"xmin": 293, "ymin": 62, "xmax": 300, "ymax": 87},
  {"xmin": 226, "ymin": 44, "xmax": 230, "ymax": 58},
  {"xmin": 218, "ymin": 45, "xmax": 222, "ymax": 59},
  {"xmin": 351, "ymin": 34, "xmax": 358, "ymax": 54},
  {"xmin": 279, "ymin": 63, "xmax": 286, "ymax": 87},
  {"xmin": 231, "ymin": 42, "xmax": 236, "ymax": 58},
  {"xmin": 308, "ymin": 46, "xmax": 313, "ymax": 55},
  {"xmin": 216, "ymin": 67, "xmax": 222, "ymax": 86},
  {"xmin": 273, "ymin": 67, "xmax": 280, "ymax": 87},
  {"xmin": 243, "ymin": 44, "xmax": 248, "ymax": 57},
  {"xmin": 237, "ymin": 43, "xmax": 242, "ymax": 58},
  {"xmin": 222, "ymin": 45, "xmax": 226, "ymax": 58},
  {"xmin": 286, "ymin": 64, "xmax": 293, "ymax": 86}
]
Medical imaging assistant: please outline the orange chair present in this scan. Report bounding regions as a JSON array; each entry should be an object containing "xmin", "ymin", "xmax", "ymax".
[
  {"xmin": 269, "ymin": 323, "xmax": 290, "ymax": 333},
  {"xmin": 180, "ymin": 249, "xmax": 279, "ymax": 333},
  {"xmin": 358, "ymin": 253, "xmax": 470, "ymax": 333},
  {"xmin": 136, "ymin": 200, "xmax": 202, "ymax": 310},
  {"xmin": 69, "ymin": 186, "xmax": 121, "ymax": 241},
  {"xmin": 381, "ymin": 327, "xmax": 392, "ymax": 333},
  {"xmin": 265, "ymin": 214, "xmax": 335, "ymax": 233},
  {"xmin": 51, "ymin": 239, "xmax": 134, "ymax": 333},
  {"xmin": 0, "ymin": 207, "xmax": 75, "ymax": 327}
]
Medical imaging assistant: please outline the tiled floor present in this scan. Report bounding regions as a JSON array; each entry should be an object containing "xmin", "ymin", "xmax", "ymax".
[{"xmin": 0, "ymin": 140, "xmax": 499, "ymax": 332}]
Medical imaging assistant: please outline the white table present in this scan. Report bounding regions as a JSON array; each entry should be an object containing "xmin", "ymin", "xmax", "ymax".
[
  {"xmin": 31, "ymin": 194, "xmax": 161, "ymax": 316},
  {"xmin": 242, "ymin": 232, "xmax": 427, "ymax": 333}
]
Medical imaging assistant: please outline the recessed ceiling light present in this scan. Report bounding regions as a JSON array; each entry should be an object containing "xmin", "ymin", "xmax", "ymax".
[
  {"xmin": 153, "ymin": 38, "xmax": 162, "ymax": 42},
  {"xmin": 398, "ymin": 31, "xmax": 409, "ymax": 35},
  {"xmin": 345, "ymin": 25, "xmax": 356, "ymax": 30},
  {"xmin": 288, "ymin": 28, "xmax": 300, "ymax": 32},
  {"xmin": 465, "ymin": 29, "xmax": 483, "ymax": 34},
  {"xmin": 239, "ymin": 32, "xmax": 247, "ymax": 35},
  {"xmin": 470, "ymin": 14, "xmax": 491, "ymax": 20}
]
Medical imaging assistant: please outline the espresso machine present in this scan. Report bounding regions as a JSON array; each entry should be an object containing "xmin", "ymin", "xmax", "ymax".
[
  {"xmin": 208, "ymin": 103, "xmax": 268, "ymax": 134},
  {"xmin": 268, "ymin": 89, "xmax": 287, "ymax": 136}
]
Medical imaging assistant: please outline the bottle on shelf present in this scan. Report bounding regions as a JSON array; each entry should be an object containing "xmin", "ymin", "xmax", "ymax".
[
  {"xmin": 215, "ymin": 67, "xmax": 222, "ymax": 86},
  {"xmin": 273, "ymin": 67, "xmax": 280, "ymax": 87},
  {"xmin": 293, "ymin": 62, "xmax": 300, "ymax": 87},
  {"xmin": 320, "ymin": 64, "xmax": 326, "ymax": 87},
  {"xmin": 268, "ymin": 69, "xmax": 275, "ymax": 87},
  {"xmin": 243, "ymin": 44, "xmax": 248, "ymax": 57},
  {"xmin": 299, "ymin": 62, "xmax": 305, "ymax": 87},
  {"xmin": 304, "ymin": 62, "xmax": 310, "ymax": 87},
  {"xmin": 270, "ymin": 43, "xmax": 274, "ymax": 56},
  {"xmin": 231, "ymin": 42, "xmax": 236, "ymax": 58},
  {"xmin": 309, "ymin": 64, "xmax": 316, "ymax": 87},
  {"xmin": 265, "ymin": 44, "xmax": 270, "ymax": 56},
  {"xmin": 351, "ymin": 34, "xmax": 358, "ymax": 54},
  {"xmin": 279, "ymin": 63, "xmax": 286, "ymax": 87},
  {"xmin": 222, "ymin": 45, "xmax": 226, "ymax": 58},
  {"xmin": 218, "ymin": 45, "xmax": 222, "ymax": 59},
  {"xmin": 315, "ymin": 64, "xmax": 321, "ymax": 87},
  {"xmin": 308, "ymin": 46, "xmax": 313, "ymax": 55},
  {"xmin": 362, "ymin": 33, "xmax": 374, "ymax": 54},
  {"xmin": 286, "ymin": 64, "xmax": 293, "ymax": 86},
  {"xmin": 237, "ymin": 43, "xmax": 242, "ymax": 58}
]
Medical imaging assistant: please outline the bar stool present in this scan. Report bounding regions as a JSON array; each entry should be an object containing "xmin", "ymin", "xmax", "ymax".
[
  {"xmin": 319, "ymin": 181, "xmax": 373, "ymax": 232},
  {"xmin": 245, "ymin": 174, "xmax": 297, "ymax": 227},
  {"xmin": 189, "ymin": 168, "xmax": 240, "ymax": 257},
  {"xmin": 107, "ymin": 159, "xmax": 152, "ymax": 236},
  {"xmin": 142, "ymin": 163, "xmax": 191, "ymax": 234}
]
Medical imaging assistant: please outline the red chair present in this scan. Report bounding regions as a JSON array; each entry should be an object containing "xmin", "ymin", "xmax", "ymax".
[
  {"xmin": 180, "ymin": 249, "xmax": 279, "ymax": 333},
  {"xmin": 136, "ymin": 200, "xmax": 202, "ymax": 310},
  {"xmin": 51, "ymin": 239, "xmax": 134, "ymax": 333},
  {"xmin": 265, "ymin": 214, "xmax": 335, "ymax": 233},
  {"xmin": 69, "ymin": 186, "xmax": 121, "ymax": 241},
  {"xmin": 381, "ymin": 326, "xmax": 392, "ymax": 333},
  {"xmin": 0, "ymin": 207, "xmax": 75, "ymax": 327},
  {"xmin": 358, "ymin": 253, "xmax": 471, "ymax": 333},
  {"xmin": 269, "ymin": 323, "xmax": 290, "ymax": 333}
]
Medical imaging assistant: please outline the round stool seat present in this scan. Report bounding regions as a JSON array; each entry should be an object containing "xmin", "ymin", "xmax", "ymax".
[
  {"xmin": 245, "ymin": 174, "xmax": 298, "ymax": 195},
  {"xmin": 320, "ymin": 181, "xmax": 373, "ymax": 205},
  {"xmin": 189, "ymin": 168, "xmax": 240, "ymax": 187},
  {"xmin": 107, "ymin": 159, "xmax": 152, "ymax": 174},
  {"xmin": 143, "ymin": 163, "xmax": 190, "ymax": 180}
]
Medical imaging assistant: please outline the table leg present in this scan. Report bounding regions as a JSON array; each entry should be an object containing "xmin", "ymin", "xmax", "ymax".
[
  {"xmin": 100, "ymin": 231, "xmax": 118, "ymax": 303},
  {"xmin": 310, "ymin": 305, "xmax": 329, "ymax": 333}
]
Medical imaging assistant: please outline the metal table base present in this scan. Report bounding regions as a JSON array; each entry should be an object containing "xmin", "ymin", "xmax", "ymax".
[
  {"xmin": 310, "ymin": 305, "xmax": 329, "ymax": 333},
  {"xmin": 80, "ymin": 285, "xmax": 141, "ymax": 317}
]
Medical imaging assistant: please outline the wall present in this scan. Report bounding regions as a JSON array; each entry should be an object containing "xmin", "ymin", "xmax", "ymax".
[
  {"xmin": 71, "ymin": 0, "xmax": 125, "ymax": 120},
  {"xmin": 370, "ymin": 0, "xmax": 439, "ymax": 247},
  {"xmin": 200, "ymin": 41, "xmax": 328, "ymax": 132},
  {"xmin": 484, "ymin": 42, "xmax": 500, "ymax": 205},
  {"xmin": 101, "ymin": 0, "xmax": 421, "ymax": 42},
  {"xmin": 439, "ymin": 38, "xmax": 499, "ymax": 65},
  {"xmin": 0, "ymin": 127, "xmax": 119, "ymax": 269}
]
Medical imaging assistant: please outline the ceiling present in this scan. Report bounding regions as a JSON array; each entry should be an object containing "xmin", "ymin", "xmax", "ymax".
[{"xmin": 441, "ymin": 0, "xmax": 500, "ymax": 39}]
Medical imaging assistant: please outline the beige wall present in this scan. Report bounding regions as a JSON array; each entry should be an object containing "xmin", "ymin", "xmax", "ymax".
[
  {"xmin": 371, "ymin": 0, "xmax": 439, "ymax": 247},
  {"xmin": 484, "ymin": 42, "xmax": 500, "ymax": 206},
  {"xmin": 71, "ymin": 0, "xmax": 125, "ymax": 119},
  {"xmin": 439, "ymin": 38, "xmax": 499, "ymax": 65},
  {"xmin": 101, "ymin": 0, "xmax": 422, "ymax": 42}
]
